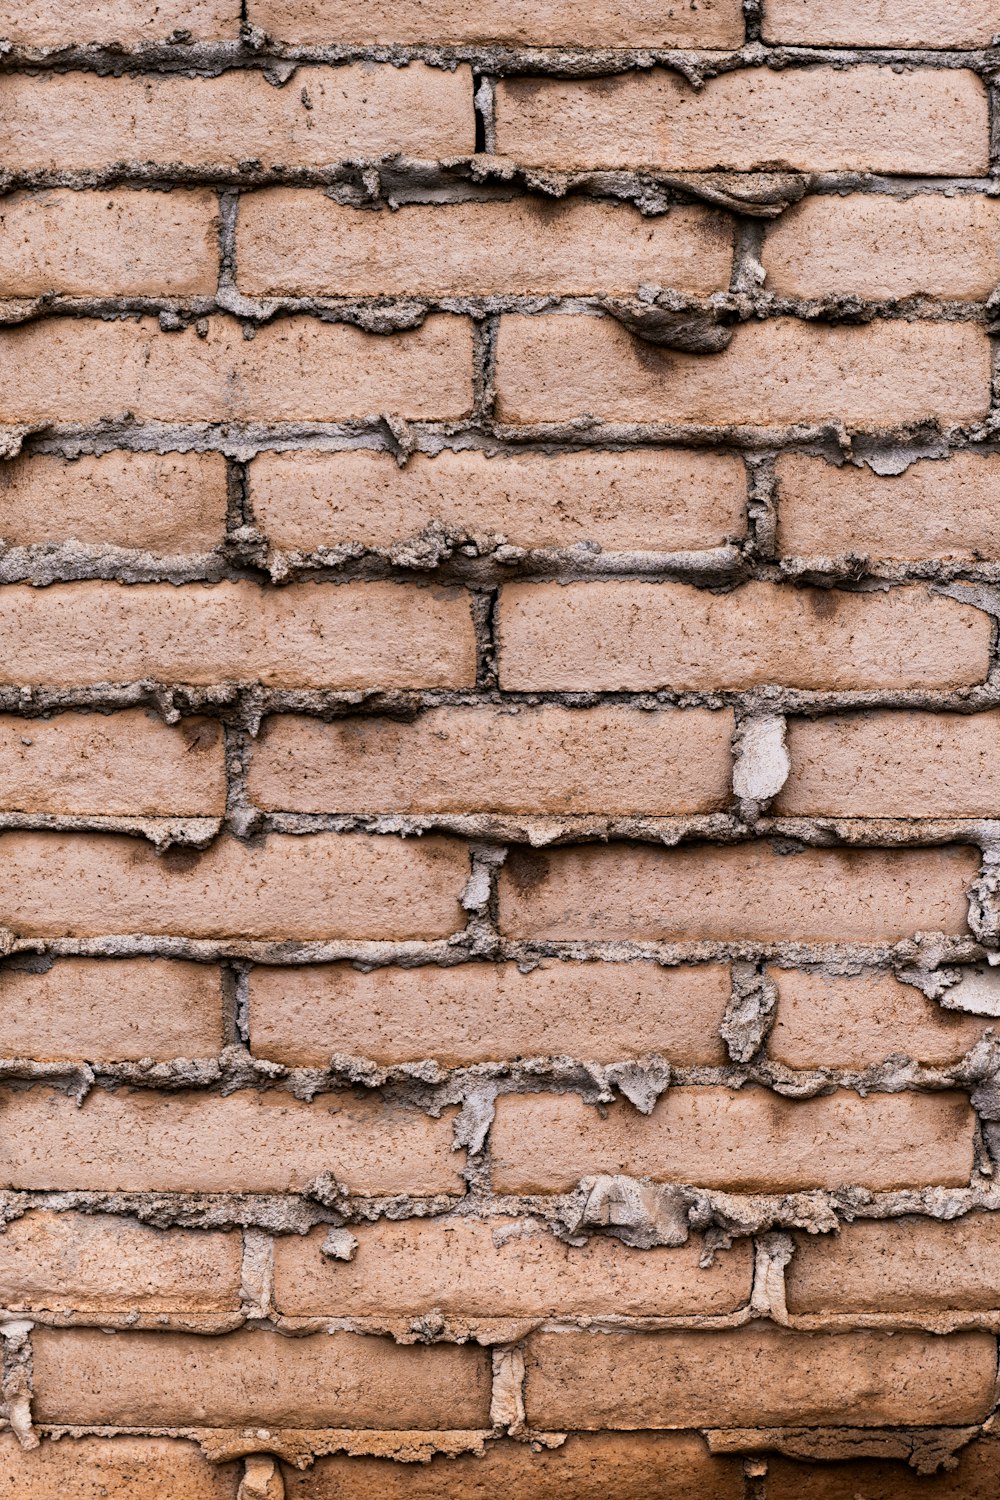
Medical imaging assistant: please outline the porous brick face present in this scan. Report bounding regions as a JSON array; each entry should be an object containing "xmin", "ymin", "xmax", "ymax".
[{"xmin": 5, "ymin": 0, "xmax": 1000, "ymax": 1492}]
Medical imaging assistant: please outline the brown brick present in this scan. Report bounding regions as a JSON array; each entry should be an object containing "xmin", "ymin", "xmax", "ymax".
[
  {"xmin": 0, "ymin": 581, "xmax": 476, "ymax": 689},
  {"xmin": 764, "ymin": 195, "xmax": 1000, "ymax": 302},
  {"xmin": 0, "ymin": 451, "xmax": 227, "ymax": 553},
  {"xmin": 762, "ymin": 0, "xmax": 999, "ymax": 47},
  {"xmin": 272, "ymin": 1218, "xmax": 752, "ymax": 1318},
  {"xmin": 522, "ymin": 1328, "xmax": 996, "ymax": 1428},
  {"xmin": 494, "ymin": 67, "xmax": 988, "ymax": 174},
  {"xmin": 0, "ymin": 957, "xmax": 224, "ymax": 1061},
  {"xmin": 0, "ymin": 831, "xmax": 467, "ymax": 940},
  {"xmin": 31, "ymin": 1327, "xmax": 491, "ymax": 1428},
  {"xmin": 249, "ymin": 960, "xmax": 732, "ymax": 1066},
  {"xmin": 490, "ymin": 1088, "xmax": 976, "ymax": 1194},
  {"xmin": 767, "ymin": 1436, "xmax": 1000, "ymax": 1498},
  {"xmin": 497, "ymin": 843, "xmax": 977, "ymax": 943},
  {"xmin": 0, "ymin": 65, "xmax": 473, "ymax": 173},
  {"xmin": 777, "ymin": 452, "xmax": 1000, "ymax": 562},
  {"xmin": 249, "ymin": 447, "xmax": 747, "ymax": 555},
  {"xmin": 247, "ymin": 706, "xmax": 734, "ymax": 816},
  {"xmin": 787, "ymin": 1214, "xmax": 1000, "ymax": 1315},
  {"xmin": 777, "ymin": 711, "xmax": 1000, "ymax": 819},
  {"xmin": 0, "ymin": 1435, "xmax": 239, "ymax": 1500},
  {"xmin": 236, "ymin": 194, "xmax": 733, "ymax": 297},
  {"xmin": 248, "ymin": 0, "xmax": 746, "ymax": 47},
  {"xmin": 0, "ymin": 315, "xmax": 473, "ymax": 425},
  {"xmin": 497, "ymin": 582, "xmax": 990, "ymax": 692},
  {"xmin": 0, "ymin": 1088, "xmax": 463, "ymax": 1195},
  {"xmin": 0, "ymin": 710, "xmax": 226, "ymax": 816},
  {"xmin": 767, "ymin": 969, "xmax": 988, "ymax": 1071},
  {"xmin": 0, "ymin": 190, "xmax": 219, "ymax": 298},
  {"xmin": 281, "ymin": 1434, "xmax": 745, "ymax": 1499},
  {"xmin": 0, "ymin": 1211, "xmax": 241, "ymax": 1313},
  {"xmin": 494, "ymin": 315, "xmax": 991, "ymax": 430}
]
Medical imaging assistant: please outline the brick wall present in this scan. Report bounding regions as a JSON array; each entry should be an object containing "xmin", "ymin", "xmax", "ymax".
[{"xmin": 1, "ymin": 2, "xmax": 999, "ymax": 1497}]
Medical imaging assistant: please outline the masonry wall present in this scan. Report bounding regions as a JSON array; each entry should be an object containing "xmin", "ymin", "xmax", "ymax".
[{"xmin": 1, "ymin": 2, "xmax": 1000, "ymax": 1497}]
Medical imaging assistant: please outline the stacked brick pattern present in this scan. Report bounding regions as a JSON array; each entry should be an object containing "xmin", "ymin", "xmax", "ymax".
[{"xmin": 3, "ymin": 1, "xmax": 1000, "ymax": 1496}]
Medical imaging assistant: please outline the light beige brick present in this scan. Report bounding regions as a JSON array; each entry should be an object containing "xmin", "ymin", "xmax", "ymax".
[
  {"xmin": 0, "ymin": 1435, "xmax": 239, "ymax": 1500},
  {"xmin": 763, "ymin": 0, "xmax": 1000, "ymax": 47},
  {"xmin": 497, "ymin": 581, "xmax": 990, "ymax": 692},
  {"xmin": 249, "ymin": 960, "xmax": 732, "ymax": 1066},
  {"xmin": 767, "ymin": 1437, "xmax": 1000, "ymax": 1498},
  {"xmin": 490, "ymin": 1088, "xmax": 976, "ymax": 1194},
  {"xmin": 0, "ymin": 1088, "xmax": 463, "ymax": 1195},
  {"xmin": 249, "ymin": 447, "xmax": 747, "ymax": 555}
]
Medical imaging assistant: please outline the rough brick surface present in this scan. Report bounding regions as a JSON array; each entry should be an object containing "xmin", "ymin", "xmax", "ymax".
[
  {"xmin": 767, "ymin": 1437, "xmax": 1000, "ymax": 1498},
  {"xmin": 762, "ymin": 0, "xmax": 1000, "ymax": 47},
  {"xmin": 0, "ymin": 1436, "xmax": 240, "ymax": 1499}
]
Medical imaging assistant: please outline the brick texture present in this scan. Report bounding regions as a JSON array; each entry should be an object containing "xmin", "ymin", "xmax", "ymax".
[
  {"xmin": 0, "ymin": 1436, "xmax": 240, "ymax": 1499},
  {"xmin": 766, "ymin": 1438, "xmax": 1000, "ymax": 1498},
  {"xmin": 762, "ymin": 0, "xmax": 1000, "ymax": 47}
]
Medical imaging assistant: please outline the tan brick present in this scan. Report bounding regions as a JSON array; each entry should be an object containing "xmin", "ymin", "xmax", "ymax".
[
  {"xmin": 249, "ymin": 447, "xmax": 747, "ymax": 555},
  {"xmin": 522, "ymin": 1328, "xmax": 996, "ymax": 1428},
  {"xmin": 0, "ymin": 315, "xmax": 473, "ymax": 426},
  {"xmin": 776, "ymin": 452, "xmax": 1000, "ymax": 562},
  {"xmin": 31, "ymin": 1327, "xmax": 491, "ymax": 1428},
  {"xmin": 0, "ymin": 190, "xmax": 219, "ymax": 298},
  {"xmin": 0, "ymin": 1088, "xmax": 463, "ymax": 1195},
  {"xmin": 490, "ymin": 1088, "xmax": 976, "ymax": 1194},
  {"xmin": 787, "ymin": 1214, "xmax": 1000, "ymax": 1315},
  {"xmin": 237, "ymin": 194, "xmax": 733, "ymax": 297},
  {"xmin": 763, "ymin": 0, "xmax": 999, "ymax": 48},
  {"xmin": 249, "ymin": 960, "xmax": 732, "ymax": 1066},
  {"xmin": 0, "ymin": 831, "xmax": 467, "ymax": 940},
  {"xmin": 778, "ymin": 711, "xmax": 1000, "ymax": 819},
  {"xmin": 248, "ymin": 0, "xmax": 746, "ymax": 47},
  {"xmin": 494, "ymin": 67, "xmax": 989, "ymax": 174},
  {"xmin": 281, "ymin": 1433, "xmax": 745, "ymax": 1499},
  {"xmin": 0, "ymin": 710, "xmax": 226, "ymax": 816},
  {"xmin": 767, "ymin": 969, "xmax": 989, "ymax": 1071},
  {"xmin": 764, "ymin": 195, "xmax": 1000, "ymax": 302},
  {"xmin": 0, "ymin": 65, "xmax": 473, "ymax": 173},
  {"xmin": 0, "ymin": 1211, "xmax": 241, "ymax": 1313},
  {"xmin": 0, "ymin": 957, "xmax": 224, "ymax": 1061},
  {"xmin": 0, "ymin": 451, "xmax": 227, "ymax": 553},
  {"xmin": 248, "ymin": 706, "xmax": 734, "ymax": 816},
  {"xmin": 494, "ymin": 315, "xmax": 991, "ymax": 430},
  {"xmin": 272, "ymin": 1218, "xmax": 752, "ymax": 1317},
  {"xmin": 0, "ymin": 581, "xmax": 476, "ymax": 690},
  {"xmin": 767, "ymin": 1436, "xmax": 1000, "ymax": 1498},
  {"xmin": 497, "ymin": 582, "xmax": 990, "ymax": 692},
  {"xmin": 497, "ymin": 843, "xmax": 977, "ymax": 943},
  {"xmin": 0, "ymin": 1435, "xmax": 239, "ymax": 1500}
]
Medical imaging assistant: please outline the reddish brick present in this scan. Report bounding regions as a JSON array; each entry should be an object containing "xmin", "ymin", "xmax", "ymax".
[
  {"xmin": 767, "ymin": 1436, "xmax": 1000, "ymax": 1498},
  {"xmin": 0, "ymin": 1436, "xmax": 240, "ymax": 1500},
  {"xmin": 762, "ymin": 0, "xmax": 999, "ymax": 47}
]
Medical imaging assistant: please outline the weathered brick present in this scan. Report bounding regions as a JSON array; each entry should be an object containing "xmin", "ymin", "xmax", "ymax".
[
  {"xmin": 0, "ymin": 315, "xmax": 473, "ymax": 425},
  {"xmin": 767, "ymin": 969, "xmax": 988, "ymax": 1071},
  {"xmin": 0, "ymin": 957, "xmax": 224, "ymax": 1061},
  {"xmin": 776, "ymin": 452, "xmax": 1000, "ymax": 562},
  {"xmin": 494, "ymin": 67, "xmax": 989, "ymax": 174},
  {"xmin": 497, "ymin": 581, "xmax": 990, "ymax": 691},
  {"xmin": 0, "ymin": 581, "xmax": 476, "ymax": 689},
  {"xmin": 247, "ymin": 706, "xmax": 734, "ymax": 816},
  {"xmin": 249, "ymin": 960, "xmax": 732, "ymax": 1066},
  {"xmin": 764, "ymin": 195, "xmax": 1000, "ymax": 302},
  {"xmin": 762, "ymin": 0, "xmax": 999, "ymax": 48},
  {"xmin": 777, "ymin": 711, "xmax": 1000, "ymax": 819},
  {"xmin": 767, "ymin": 1436, "xmax": 1000, "ymax": 1498},
  {"xmin": 249, "ymin": 447, "xmax": 747, "ymax": 555},
  {"xmin": 0, "ymin": 451, "xmax": 227, "ymax": 553},
  {"xmin": 787, "ymin": 1214, "xmax": 1000, "ymax": 1315},
  {"xmin": 272, "ymin": 1218, "xmax": 752, "ymax": 1317},
  {"xmin": 31, "ymin": 1328, "xmax": 491, "ymax": 1428},
  {"xmin": 0, "ymin": 1211, "xmax": 241, "ymax": 1313},
  {"xmin": 0, "ymin": 709, "xmax": 226, "ymax": 816},
  {"xmin": 0, "ymin": 1088, "xmax": 463, "ymax": 1195},
  {"xmin": 494, "ymin": 315, "xmax": 991, "ymax": 429},
  {"xmin": 248, "ymin": 0, "xmax": 746, "ymax": 47},
  {"xmin": 490, "ymin": 1088, "xmax": 976, "ymax": 1194},
  {"xmin": 0, "ymin": 189, "xmax": 219, "ymax": 297},
  {"xmin": 0, "ymin": 831, "xmax": 468, "ymax": 940},
  {"xmin": 236, "ymin": 194, "xmax": 734, "ymax": 297},
  {"xmin": 281, "ymin": 1434, "xmax": 745, "ymax": 1499},
  {"xmin": 0, "ymin": 1435, "xmax": 239, "ymax": 1500},
  {"xmin": 497, "ymin": 843, "xmax": 977, "ymax": 943},
  {"xmin": 522, "ymin": 1328, "xmax": 996, "ymax": 1428},
  {"xmin": 0, "ymin": 65, "xmax": 473, "ymax": 172}
]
